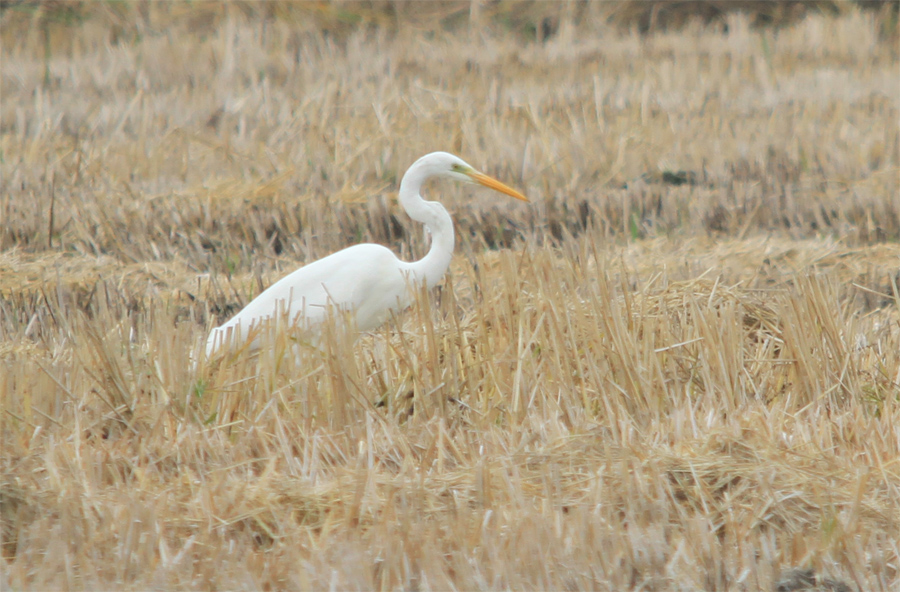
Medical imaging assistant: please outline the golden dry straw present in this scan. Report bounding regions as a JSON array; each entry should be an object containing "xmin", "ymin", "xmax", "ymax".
[{"xmin": 1, "ymin": 2, "xmax": 898, "ymax": 590}]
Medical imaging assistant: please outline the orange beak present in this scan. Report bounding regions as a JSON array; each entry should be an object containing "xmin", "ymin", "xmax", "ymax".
[{"xmin": 469, "ymin": 171, "xmax": 529, "ymax": 202}]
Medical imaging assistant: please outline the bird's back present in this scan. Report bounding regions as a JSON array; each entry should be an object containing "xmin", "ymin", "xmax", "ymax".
[{"xmin": 206, "ymin": 243, "xmax": 412, "ymax": 356}]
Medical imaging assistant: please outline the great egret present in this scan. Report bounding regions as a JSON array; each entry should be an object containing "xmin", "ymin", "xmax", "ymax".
[{"xmin": 205, "ymin": 152, "xmax": 527, "ymax": 357}]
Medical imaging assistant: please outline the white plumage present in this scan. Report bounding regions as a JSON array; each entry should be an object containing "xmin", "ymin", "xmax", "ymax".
[{"xmin": 206, "ymin": 152, "xmax": 527, "ymax": 357}]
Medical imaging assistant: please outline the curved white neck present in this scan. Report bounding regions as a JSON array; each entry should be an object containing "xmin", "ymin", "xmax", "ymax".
[{"xmin": 398, "ymin": 160, "xmax": 455, "ymax": 288}]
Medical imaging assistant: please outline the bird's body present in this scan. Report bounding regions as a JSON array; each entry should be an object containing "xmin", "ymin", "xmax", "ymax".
[
  {"xmin": 205, "ymin": 152, "xmax": 526, "ymax": 357},
  {"xmin": 207, "ymin": 243, "xmax": 418, "ymax": 355}
]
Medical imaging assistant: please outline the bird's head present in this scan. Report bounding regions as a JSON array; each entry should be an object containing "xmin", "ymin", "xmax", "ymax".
[{"xmin": 416, "ymin": 152, "xmax": 529, "ymax": 202}]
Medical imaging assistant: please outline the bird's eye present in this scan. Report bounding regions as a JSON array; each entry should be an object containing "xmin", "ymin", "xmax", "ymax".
[{"xmin": 451, "ymin": 164, "xmax": 462, "ymax": 172}]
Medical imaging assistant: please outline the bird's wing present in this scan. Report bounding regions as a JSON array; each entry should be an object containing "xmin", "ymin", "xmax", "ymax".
[{"xmin": 207, "ymin": 244, "xmax": 408, "ymax": 353}]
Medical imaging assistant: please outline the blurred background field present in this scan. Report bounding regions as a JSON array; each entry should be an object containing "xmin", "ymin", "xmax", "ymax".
[{"xmin": 1, "ymin": 1, "xmax": 898, "ymax": 590}]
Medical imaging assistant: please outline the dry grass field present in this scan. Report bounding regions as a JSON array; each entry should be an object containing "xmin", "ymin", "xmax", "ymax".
[{"xmin": 1, "ymin": 1, "xmax": 899, "ymax": 590}]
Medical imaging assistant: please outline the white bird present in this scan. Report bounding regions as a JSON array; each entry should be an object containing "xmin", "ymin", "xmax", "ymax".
[{"xmin": 206, "ymin": 152, "xmax": 528, "ymax": 357}]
